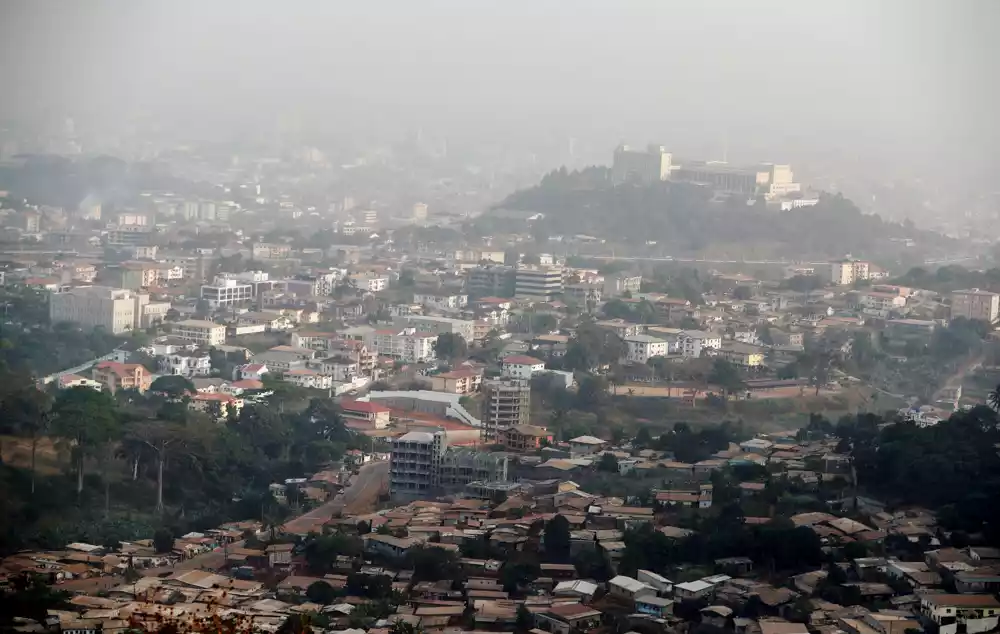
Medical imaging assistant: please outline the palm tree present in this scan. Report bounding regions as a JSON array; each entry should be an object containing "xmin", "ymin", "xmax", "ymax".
[{"xmin": 988, "ymin": 383, "xmax": 1000, "ymax": 411}]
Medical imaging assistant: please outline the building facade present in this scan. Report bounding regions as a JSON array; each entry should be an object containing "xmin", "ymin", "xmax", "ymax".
[
  {"xmin": 481, "ymin": 379, "xmax": 531, "ymax": 443},
  {"xmin": 49, "ymin": 286, "xmax": 148, "ymax": 334},
  {"xmin": 951, "ymin": 289, "xmax": 1000, "ymax": 323},
  {"xmin": 515, "ymin": 266, "xmax": 564, "ymax": 302},
  {"xmin": 173, "ymin": 320, "xmax": 228, "ymax": 346}
]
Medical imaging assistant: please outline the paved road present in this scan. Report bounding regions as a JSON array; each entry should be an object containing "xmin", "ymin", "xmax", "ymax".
[{"xmin": 171, "ymin": 461, "xmax": 389, "ymax": 571}]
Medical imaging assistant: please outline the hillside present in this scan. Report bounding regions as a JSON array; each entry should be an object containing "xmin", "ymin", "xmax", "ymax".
[{"xmin": 482, "ymin": 166, "xmax": 957, "ymax": 263}]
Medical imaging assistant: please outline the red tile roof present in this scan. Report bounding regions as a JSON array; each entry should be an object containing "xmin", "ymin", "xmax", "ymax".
[{"xmin": 502, "ymin": 355, "xmax": 544, "ymax": 366}]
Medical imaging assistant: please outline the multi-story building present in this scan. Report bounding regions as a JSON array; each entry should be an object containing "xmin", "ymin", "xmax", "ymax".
[
  {"xmin": 366, "ymin": 327, "xmax": 437, "ymax": 363},
  {"xmin": 515, "ymin": 266, "xmax": 563, "ymax": 302},
  {"xmin": 857, "ymin": 291, "xmax": 907, "ymax": 317},
  {"xmin": 679, "ymin": 330, "xmax": 723, "ymax": 358},
  {"xmin": 612, "ymin": 144, "xmax": 673, "ymax": 184},
  {"xmin": 499, "ymin": 425, "xmax": 553, "ymax": 452},
  {"xmin": 595, "ymin": 319, "xmax": 645, "ymax": 339},
  {"xmin": 603, "ymin": 273, "xmax": 643, "ymax": 298},
  {"xmin": 830, "ymin": 259, "xmax": 871, "ymax": 286},
  {"xmin": 389, "ymin": 430, "xmax": 510, "ymax": 500},
  {"xmin": 500, "ymin": 355, "xmax": 547, "ymax": 380},
  {"xmin": 200, "ymin": 277, "xmax": 254, "ymax": 308},
  {"xmin": 563, "ymin": 283, "xmax": 603, "ymax": 305},
  {"xmin": 393, "ymin": 315, "xmax": 476, "ymax": 341},
  {"xmin": 92, "ymin": 361, "xmax": 152, "ymax": 394},
  {"xmin": 49, "ymin": 286, "xmax": 148, "ymax": 334},
  {"xmin": 172, "ymin": 319, "xmax": 227, "ymax": 346},
  {"xmin": 481, "ymin": 379, "xmax": 530, "ymax": 443},
  {"xmin": 106, "ymin": 224, "xmax": 153, "ymax": 247},
  {"xmin": 347, "ymin": 273, "xmax": 389, "ymax": 292},
  {"xmin": 430, "ymin": 369, "xmax": 483, "ymax": 395},
  {"xmin": 623, "ymin": 334, "xmax": 669, "ymax": 364},
  {"xmin": 919, "ymin": 594, "xmax": 1000, "ymax": 634},
  {"xmin": 467, "ymin": 265, "xmax": 516, "ymax": 298},
  {"xmin": 413, "ymin": 292, "xmax": 468, "ymax": 311},
  {"xmin": 716, "ymin": 342, "xmax": 766, "ymax": 368},
  {"xmin": 340, "ymin": 399, "xmax": 391, "ymax": 429},
  {"xmin": 412, "ymin": 202, "xmax": 428, "ymax": 222},
  {"xmin": 160, "ymin": 350, "xmax": 212, "ymax": 378},
  {"xmin": 252, "ymin": 243, "xmax": 291, "ymax": 260},
  {"xmin": 951, "ymin": 289, "xmax": 1000, "ymax": 323},
  {"xmin": 284, "ymin": 369, "xmax": 334, "ymax": 390}
]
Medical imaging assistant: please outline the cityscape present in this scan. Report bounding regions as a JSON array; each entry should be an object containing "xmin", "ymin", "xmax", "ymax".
[{"xmin": 0, "ymin": 2, "xmax": 999, "ymax": 634}]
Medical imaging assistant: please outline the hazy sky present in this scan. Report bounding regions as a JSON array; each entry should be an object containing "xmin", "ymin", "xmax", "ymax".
[{"xmin": 1, "ymin": 0, "xmax": 996, "ymax": 168}]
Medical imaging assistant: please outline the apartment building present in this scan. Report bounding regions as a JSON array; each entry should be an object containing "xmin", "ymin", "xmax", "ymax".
[
  {"xmin": 515, "ymin": 265, "xmax": 564, "ymax": 302},
  {"xmin": 413, "ymin": 292, "xmax": 468, "ymax": 310},
  {"xmin": 173, "ymin": 319, "xmax": 227, "ymax": 346},
  {"xmin": 49, "ymin": 286, "xmax": 148, "ymax": 334},
  {"xmin": 430, "ymin": 369, "xmax": 483, "ymax": 395},
  {"xmin": 679, "ymin": 330, "xmax": 722, "ymax": 358},
  {"xmin": 919, "ymin": 594, "xmax": 1000, "ymax": 634},
  {"xmin": 394, "ymin": 315, "xmax": 476, "ymax": 341},
  {"xmin": 366, "ymin": 327, "xmax": 437, "ymax": 363},
  {"xmin": 623, "ymin": 334, "xmax": 669, "ymax": 363},
  {"xmin": 251, "ymin": 242, "xmax": 291, "ymax": 260},
  {"xmin": 348, "ymin": 273, "xmax": 389, "ymax": 292},
  {"xmin": 858, "ymin": 291, "xmax": 907, "ymax": 317},
  {"xmin": 500, "ymin": 355, "xmax": 547, "ymax": 380},
  {"xmin": 830, "ymin": 259, "xmax": 871, "ymax": 286},
  {"xmin": 284, "ymin": 369, "xmax": 334, "ymax": 390},
  {"xmin": 481, "ymin": 379, "xmax": 531, "ymax": 443},
  {"xmin": 200, "ymin": 277, "xmax": 254, "ymax": 308},
  {"xmin": 160, "ymin": 351, "xmax": 212, "ymax": 378},
  {"xmin": 92, "ymin": 361, "xmax": 152, "ymax": 394},
  {"xmin": 467, "ymin": 265, "xmax": 515, "ymax": 298},
  {"xmin": 595, "ymin": 319, "xmax": 646, "ymax": 339},
  {"xmin": 389, "ymin": 431, "xmax": 510, "ymax": 501},
  {"xmin": 612, "ymin": 144, "xmax": 673, "ymax": 184},
  {"xmin": 716, "ymin": 342, "xmax": 766, "ymax": 368},
  {"xmin": 951, "ymin": 289, "xmax": 1000, "ymax": 323},
  {"xmin": 603, "ymin": 273, "xmax": 643, "ymax": 298}
]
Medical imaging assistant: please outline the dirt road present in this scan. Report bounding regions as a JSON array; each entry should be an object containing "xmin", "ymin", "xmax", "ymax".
[{"xmin": 173, "ymin": 461, "xmax": 388, "ymax": 571}]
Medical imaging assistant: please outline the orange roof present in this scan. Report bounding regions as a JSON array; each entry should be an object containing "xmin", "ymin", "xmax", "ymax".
[{"xmin": 94, "ymin": 361, "xmax": 145, "ymax": 377}]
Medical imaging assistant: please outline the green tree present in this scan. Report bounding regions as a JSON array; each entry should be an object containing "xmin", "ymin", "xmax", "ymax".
[
  {"xmin": 306, "ymin": 580, "xmax": 337, "ymax": 605},
  {"xmin": 597, "ymin": 452, "xmax": 619, "ymax": 473},
  {"xmin": 543, "ymin": 515, "xmax": 571, "ymax": 561},
  {"xmin": 153, "ymin": 528, "xmax": 174, "ymax": 554},
  {"xmin": 149, "ymin": 375, "xmax": 195, "ymax": 399},
  {"xmin": 433, "ymin": 333, "xmax": 468, "ymax": 361},
  {"xmin": 708, "ymin": 359, "xmax": 745, "ymax": 400},
  {"xmin": 51, "ymin": 387, "xmax": 120, "ymax": 497}
]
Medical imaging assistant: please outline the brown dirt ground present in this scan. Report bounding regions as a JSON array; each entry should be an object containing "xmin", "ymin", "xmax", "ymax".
[{"xmin": 0, "ymin": 435, "xmax": 65, "ymax": 475}]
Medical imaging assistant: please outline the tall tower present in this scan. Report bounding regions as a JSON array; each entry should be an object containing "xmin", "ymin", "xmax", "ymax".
[{"xmin": 481, "ymin": 379, "xmax": 531, "ymax": 444}]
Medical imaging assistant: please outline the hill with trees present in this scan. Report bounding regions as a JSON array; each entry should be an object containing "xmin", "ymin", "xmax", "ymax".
[{"xmin": 479, "ymin": 166, "xmax": 957, "ymax": 263}]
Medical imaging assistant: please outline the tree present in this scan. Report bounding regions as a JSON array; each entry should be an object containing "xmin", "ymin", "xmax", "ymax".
[
  {"xmin": 3, "ymin": 387, "xmax": 53, "ymax": 494},
  {"xmin": 433, "ymin": 333, "xmax": 468, "ymax": 361},
  {"xmin": 51, "ymin": 387, "xmax": 120, "ymax": 497},
  {"xmin": 126, "ymin": 420, "xmax": 195, "ymax": 513},
  {"xmin": 153, "ymin": 527, "xmax": 174, "ymax": 554},
  {"xmin": 544, "ymin": 515, "xmax": 571, "ymax": 561},
  {"xmin": 597, "ymin": 452, "xmax": 619, "ymax": 473},
  {"xmin": 306, "ymin": 580, "xmax": 337, "ymax": 605},
  {"xmin": 707, "ymin": 359, "xmax": 745, "ymax": 400},
  {"xmin": 149, "ymin": 375, "xmax": 195, "ymax": 399}
]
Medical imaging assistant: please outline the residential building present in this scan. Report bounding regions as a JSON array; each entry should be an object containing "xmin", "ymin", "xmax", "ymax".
[
  {"xmin": 858, "ymin": 291, "xmax": 907, "ymax": 317},
  {"xmin": 200, "ymin": 277, "xmax": 253, "ymax": 308},
  {"xmin": 716, "ymin": 342, "xmax": 766, "ymax": 368},
  {"xmin": 284, "ymin": 369, "xmax": 334, "ymax": 390},
  {"xmin": 830, "ymin": 259, "xmax": 871, "ymax": 286},
  {"xmin": 595, "ymin": 319, "xmax": 645, "ymax": 338},
  {"xmin": 253, "ymin": 350, "xmax": 306, "ymax": 373},
  {"xmin": 252, "ymin": 243, "xmax": 291, "ymax": 260},
  {"xmin": 340, "ymin": 399, "xmax": 391, "ymax": 429},
  {"xmin": 236, "ymin": 363, "xmax": 269, "ymax": 381},
  {"xmin": 481, "ymin": 379, "xmax": 530, "ymax": 443},
  {"xmin": 189, "ymin": 393, "xmax": 243, "ymax": 420},
  {"xmin": 623, "ymin": 334, "xmax": 669, "ymax": 363},
  {"xmin": 568, "ymin": 435, "xmax": 607, "ymax": 456},
  {"xmin": 679, "ymin": 330, "xmax": 722, "ymax": 358},
  {"xmin": 608, "ymin": 575, "xmax": 656, "ymax": 601},
  {"xmin": 603, "ymin": 273, "xmax": 643, "ymax": 298},
  {"xmin": 394, "ymin": 315, "xmax": 476, "ymax": 341},
  {"xmin": 919, "ymin": 594, "xmax": 1000, "ymax": 634},
  {"xmin": 430, "ymin": 369, "xmax": 482, "ymax": 395},
  {"xmin": 160, "ymin": 351, "xmax": 212, "ymax": 378},
  {"xmin": 612, "ymin": 144, "xmax": 673, "ymax": 184},
  {"xmin": 467, "ymin": 265, "xmax": 515, "ymax": 298},
  {"xmin": 92, "ymin": 361, "xmax": 152, "ymax": 394},
  {"xmin": 390, "ymin": 430, "xmax": 447, "ymax": 499},
  {"xmin": 314, "ymin": 356, "xmax": 360, "ymax": 382},
  {"xmin": 515, "ymin": 265, "xmax": 563, "ymax": 302},
  {"xmin": 500, "ymin": 355, "xmax": 546, "ymax": 380},
  {"xmin": 348, "ymin": 273, "xmax": 388, "ymax": 292},
  {"xmin": 173, "ymin": 320, "xmax": 227, "ymax": 346},
  {"xmin": 57, "ymin": 374, "xmax": 103, "ymax": 390},
  {"xmin": 49, "ymin": 286, "xmax": 148, "ymax": 334},
  {"xmin": 366, "ymin": 327, "xmax": 437, "ymax": 363},
  {"xmin": 535, "ymin": 603, "xmax": 602, "ymax": 634},
  {"xmin": 413, "ymin": 292, "xmax": 468, "ymax": 310},
  {"xmin": 563, "ymin": 283, "xmax": 603, "ymax": 305},
  {"xmin": 499, "ymin": 425, "xmax": 553, "ymax": 452},
  {"xmin": 951, "ymin": 289, "xmax": 1000, "ymax": 323}
]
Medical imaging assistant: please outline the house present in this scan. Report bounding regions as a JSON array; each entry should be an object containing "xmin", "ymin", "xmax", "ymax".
[
  {"xmin": 716, "ymin": 556, "xmax": 754, "ymax": 576},
  {"xmin": 501, "ymin": 355, "xmax": 547, "ymax": 380},
  {"xmin": 679, "ymin": 330, "xmax": 723, "ymax": 358},
  {"xmin": 701, "ymin": 605, "xmax": 734, "ymax": 628},
  {"xmin": 674, "ymin": 580, "xmax": 714, "ymax": 600},
  {"xmin": 535, "ymin": 603, "xmax": 603, "ymax": 634},
  {"xmin": 920, "ymin": 594, "xmax": 1000, "ymax": 634},
  {"xmin": 568, "ymin": 436, "xmax": 607, "ymax": 456},
  {"xmin": 265, "ymin": 543, "xmax": 294, "ymax": 567},
  {"xmin": 92, "ymin": 361, "xmax": 152, "ymax": 394},
  {"xmin": 363, "ymin": 534, "xmax": 418, "ymax": 559},
  {"xmin": 236, "ymin": 363, "xmax": 268, "ymax": 381},
  {"xmin": 717, "ymin": 341, "xmax": 766, "ymax": 368},
  {"xmin": 608, "ymin": 575, "xmax": 656, "ymax": 601},
  {"xmin": 160, "ymin": 351, "xmax": 212, "ymax": 378},
  {"xmin": 340, "ymin": 399, "xmax": 391, "ymax": 429},
  {"xmin": 430, "ymin": 369, "xmax": 483, "ymax": 395},
  {"xmin": 58, "ymin": 374, "xmax": 103, "ymax": 391},
  {"xmin": 637, "ymin": 569, "xmax": 673, "ymax": 595},
  {"xmin": 188, "ymin": 393, "xmax": 242, "ymax": 419},
  {"xmin": 284, "ymin": 369, "xmax": 334, "ymax": 390},
  {"xmin": 553, "ymin": 579, "xmax": 598, "ymax": 602},
  {"xmin": 499, "ymin": 425, "xmax": 553, "ymax": 452},
  {"xmin": 623, "ymin": 334, "xmax": 669, "ymax": 364},
  {"xmin": 630, "ymin": 595, "xmax": 671, "ymax": 618}
]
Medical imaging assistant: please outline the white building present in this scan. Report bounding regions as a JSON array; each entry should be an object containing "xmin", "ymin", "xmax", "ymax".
[
  {"xmin": 413, "ymin": 292, "xmax": 468, "ymax": 310},
  {"xmin": 49, "ymin": 286, "xmax": 154, "ymax": 334},
  {"xmin": 366, "ymin": 328, "xmax": 437, "ymax": 363},
  {"xmin": 608, "ymin": 575, "xmax": 656, "ymax": 601},
  {"xmin": 348, "ymin": 273, "xmax": 389, "ymax": 292},
  {"xmin": 623, "ymin": 334, "xmax": 669, "ymax": 364},
  {"xmin": 515, "ymin": 266, "xmax": 564, "ymax": 302},
  {"xmin": 603, "ymin": 273, "xmax": 643, "ymax": 299},
  {"xmin": 173, "ymin": 320, "xmax": 227, "ymax": 346},
  {"xmin": 830, "ymin": 259, "xmax": 871, "ymax": 286},
  {"xmin": 500, "ymin": 355, "xmax": 546, "ymax": 380},
  {"xmin": 679, "ymin": 330, "xmax": 722, "ymax": 358},
  {"xmin": 951, "ymin": 289, "xmax": 1000, "ymax": 324},
  {"xmin": 920, "ymin": 594, "xmax": 1000, "ymax": 634},
  {"xmin": 161, "ymin": 351, "xmax": 212, "ymax": 378},
  {"xmin": 568, "ymin": 435, "xmax": 607, "ymax": 456},
  {"xmin": 284, "ymin": 369, "xmax": 334, "ymax": 390},
  {"xmin": 394, "ymin": 315, "xmax": 476, "ymax": 341},
  {"xmin": 200, "ymin": 277, "xmax": 253, "ymax": 308}
]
